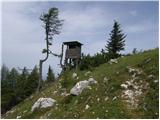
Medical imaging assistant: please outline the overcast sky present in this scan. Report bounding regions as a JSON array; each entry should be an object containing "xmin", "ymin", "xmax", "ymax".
[{"xmin": 2, "ymin": 1, "xmax": 159, "ymax": 76}]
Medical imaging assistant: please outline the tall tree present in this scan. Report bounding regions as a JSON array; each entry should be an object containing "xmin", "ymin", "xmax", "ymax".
[
  {"xmin": 25, "ymin": 66, "xmax": 39, "ymax": 96},
  {"xmin": 8, "ymin": 68, "xmax": 19, "ymax": 89},
  {"xmin": 105, "ymin": 20, "xmax": 126, "ymax": 58},
  {"xmin": 1, "ymin": 64, "xmax": 9, "ymax": 81},
  {"xmin": 37, "ymin": 8, "xmax": 63, "ymax": 92},
  {"xmin": 1, "ymin": 66, "xmax": 19, "ymax": 114},
  {"xmin": 16, "ymin": 67, "xmax": 29, "ymax": 101},
  {"xmin": 46, "ymin": 65, "xmax": 55, "ymax": 82}
]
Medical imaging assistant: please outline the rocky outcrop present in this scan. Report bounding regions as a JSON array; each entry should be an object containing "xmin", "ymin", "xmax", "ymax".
[{"xmin": 121, "ymin": 67, "xmax": 148, "ymax": 109}]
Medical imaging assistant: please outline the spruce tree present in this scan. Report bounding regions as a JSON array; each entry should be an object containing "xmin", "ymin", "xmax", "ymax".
[
  {"xmin": 46, "ymin": 65, "xmax": 55, "ymax": 82},
  {"xmin": 16, "ymin": 67, "xmax": 29, "ymax": 101},
  {"xmin": 8, "ymin": 68, "xmax": 19, "ymax": 89},
  {"xmin": 25, "ymin": 66, "xmax": 39, "ymax": 96},
  {"xmin": 105, "ymin": 20, "xmax": 126, "ymax": 58},
  {"xmin": 1, "ymin": 64, "xmax": 9, "ymax": 81}
]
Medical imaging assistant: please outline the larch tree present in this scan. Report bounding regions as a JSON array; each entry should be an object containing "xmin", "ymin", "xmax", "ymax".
[
  {"xmin": 105, "ymin": 20, "xmax": 126, "ymax": 59},
  {"xmin": 37, "ymin": 8, "xmax": 63, "ymax": 92}
]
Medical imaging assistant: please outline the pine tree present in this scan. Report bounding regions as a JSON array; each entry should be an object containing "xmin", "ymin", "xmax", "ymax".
[
  {"xmin": 46, "ymin": 65, "xmax": 55, "ymax": 82},
  {"xmin": 105, "ymin": 20, "xmax": 126, "ymax": 58}
]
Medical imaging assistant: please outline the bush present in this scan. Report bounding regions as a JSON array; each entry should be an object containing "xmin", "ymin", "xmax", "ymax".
[{"xmin": 79, "ymin": 53, "xmax": 108, "ymax": 70}]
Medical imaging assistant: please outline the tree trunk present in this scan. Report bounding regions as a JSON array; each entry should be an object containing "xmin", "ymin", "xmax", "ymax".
[{"xmin": 37, "ymin": 60, "xmax": 43, "ymax": 93}]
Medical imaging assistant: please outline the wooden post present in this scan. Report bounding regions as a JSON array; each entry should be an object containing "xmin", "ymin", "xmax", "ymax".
[{"xmin": 76, "ymin": 59, "xmax": 78, "ymax": 71}]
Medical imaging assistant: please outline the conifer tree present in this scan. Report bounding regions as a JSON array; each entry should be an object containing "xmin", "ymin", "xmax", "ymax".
[
  {"xmin": 38, "ymin": 7, "xmax": 63, "ymax": 92},
  {"xmin": 1, "ymin": 64, "xmax": 9, "ymax": 81},
  {"xmin": 16, "ymin": 67, "xmax": 29, "ymax": 101},
  {"xmin": 25, "ymin": 66, "xmax": 39, "ymax": 96},
  {"xmin": 46, "ymin": 65, "xmax": 55, "ymax": 82},
  {"xmin": 8, "ymin": 68, "xmax": 19, "ymax": 89},
  {"xmin": 105, "ymin": 20, "xmax": 126, "ymax": 58}
]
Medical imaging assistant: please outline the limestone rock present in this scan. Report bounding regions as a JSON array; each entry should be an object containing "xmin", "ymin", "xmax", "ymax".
[
  {"xmin": 85, "ymin": 104, "xmax": 90, "ymax": 110},
  {"xmin": 154, "ymin": 80, "xmax": 158, "ymax": 83},
  {"xmin": 121, "ymin": 84, "xmax": 128, "ymax": 89},
  {"xmin": 85, "ymin": 71, "xmax": 91, "ymax": 76},
  {"xmin": 109, "ymin": 59, "xmax": 118, "ymax": 64},
  {"xmin": 72, "ymin": 73, "xmax": 77, "ymax": 78},
  {"xmin": 148, "ymin": 74, "xmax": 154, "ymax": 79},
  {"xmin": 70, "ymin": 78, "xmax": 97, "ymax": 96},
  {"xmin": 70, "ymin": 80, "xmax": 89, "ymax": 95},
  {"xmin": 16, "ymin": 116, "xmax": 21, "ymax": 119},
  {"xmin": 31, "ymin": 98, "xmax": 56, "ymax": 112},
  {"xmin": 88, "ymin": 77, "xmax": 97, "ymax": 84},
  {"xmin": 104, "ymin": 96, "xmax": 109, "ymax": 101}
]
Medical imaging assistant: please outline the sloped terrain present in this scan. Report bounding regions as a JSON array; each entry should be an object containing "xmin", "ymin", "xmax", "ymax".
[{"xmin": 2, "ymin": 48, "xmax": 159, "ymax": 119}]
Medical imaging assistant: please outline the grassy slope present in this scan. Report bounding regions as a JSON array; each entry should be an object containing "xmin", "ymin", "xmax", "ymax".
[{"xmin": 3, "ymin": 48, "xmax": 159, "ymax": 119}]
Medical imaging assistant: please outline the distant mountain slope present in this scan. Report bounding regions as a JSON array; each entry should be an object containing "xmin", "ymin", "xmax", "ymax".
[{"xmin": 2, "ymin": 48, "xmax": 159, "ymax": 119}]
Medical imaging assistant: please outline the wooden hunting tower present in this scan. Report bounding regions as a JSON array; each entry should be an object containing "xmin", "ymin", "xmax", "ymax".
[{"xmin": 63, "ymin": 41, "xmax": 83, "ymax": 70}]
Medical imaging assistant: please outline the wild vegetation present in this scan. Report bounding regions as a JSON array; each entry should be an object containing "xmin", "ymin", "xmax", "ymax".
[
  {"xmin": 1, "ymin": 7, "xmax": 158, "ymax": 119},
  {"xmin": 2, "ymin": 48, "xmax": 158, "ymax": 119},
  {"xmin": 1, "ymin": 65, "xmax": 55, "ymax": 114}
]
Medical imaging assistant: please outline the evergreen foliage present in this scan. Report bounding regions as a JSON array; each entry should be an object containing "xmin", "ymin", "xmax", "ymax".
[
  {"xmin": 105, "ymin": 20, "xmax": 126, "ymax": 58},
  {"xmin": 16, "ymin": 67, "xmax": 29, "ymax": 101},
  {"xmin": 24, "ymin": 66, "xmax": 39, "ymax": 96},
  {"xmin": 1, "ymin": 65, "xmax": 39, "ymax": 114},
  {"xmin": 46, "ymin": 65, "xmax": 55, "ymax": 82},
  {"xmin": 132, "ymin": 48, "xmax": 138, "ymax": 54},
  {"xmin": 1, "ymin": 64, "xmax": 9, "ymax": 81},
  {"xmin": 1, "ymin": 66, "xmax": 18, "ymax": 114},
  {"xmin": 3, "ymin": 49, "xmax": 158, "ymax": 119},
  {"xmin": 8, "ymin": 68, "xmax": 19, "ymax": 89},
  {"xmin": 79, "ymin": 52, "xmax": 107, "ymax": 70}
]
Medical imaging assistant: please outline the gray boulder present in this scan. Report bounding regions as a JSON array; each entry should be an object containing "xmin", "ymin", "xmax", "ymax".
[
  {"xmin": 70, "ymin": 80, "xmax": 89, "ymax": 96},
  {"xmin": 70, "ymin": 78, "xmax": 97, "ymax": 96},
  {"xmin": 31, "ymin": 98, "xmax": 56, "ymax": 112}
]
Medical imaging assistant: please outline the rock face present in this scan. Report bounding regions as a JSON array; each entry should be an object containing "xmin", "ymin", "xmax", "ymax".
[
  {"xmin": 70, "ymin": 78, "xmax": 97, "ymax": 96},
  {"xmin": 31, "ymin": 98, "xmax": 56, "ymax": 112}
]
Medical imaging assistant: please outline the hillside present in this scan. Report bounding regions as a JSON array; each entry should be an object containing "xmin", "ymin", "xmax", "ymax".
[{"xmin": 2, "ymin": 48, "xmax": 159, "ymax": 119}]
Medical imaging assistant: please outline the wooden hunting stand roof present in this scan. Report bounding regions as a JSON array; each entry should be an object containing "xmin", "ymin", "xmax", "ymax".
[{"xmin": 63, "ymin": 41, "xmax": 83, "ymax": 46}]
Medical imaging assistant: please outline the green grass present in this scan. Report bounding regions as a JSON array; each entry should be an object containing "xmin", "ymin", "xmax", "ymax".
[{"xmin": 2, "ymin": 48, "xmax": 159, "ymax": 119}]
